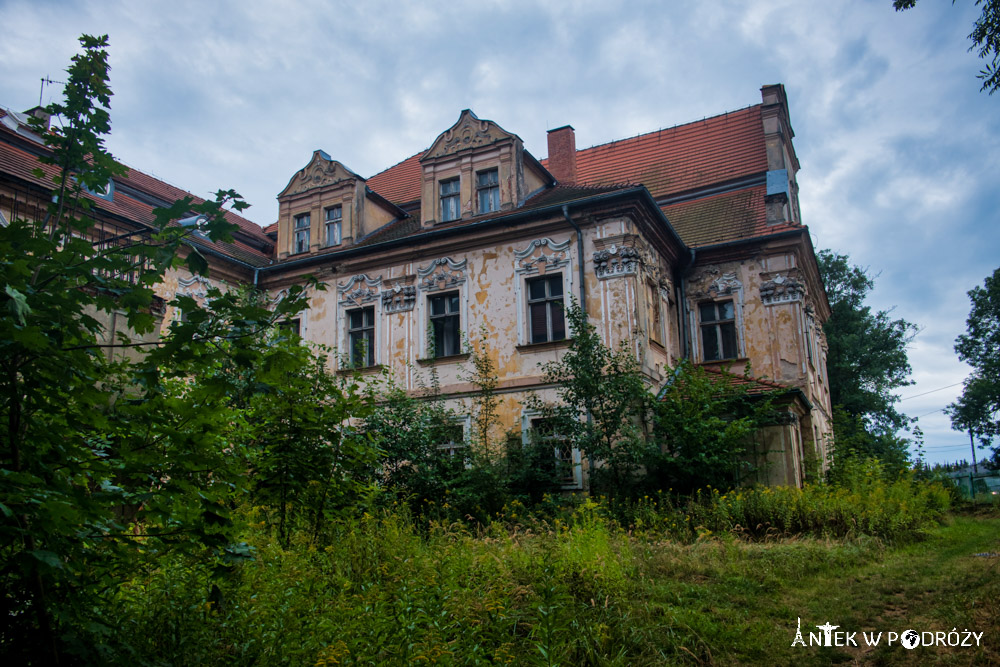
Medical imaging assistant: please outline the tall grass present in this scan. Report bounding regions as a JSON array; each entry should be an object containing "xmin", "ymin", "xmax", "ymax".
[{"xmin": 107, "ymin": 464, "xmax": 952, "ymax": 665}]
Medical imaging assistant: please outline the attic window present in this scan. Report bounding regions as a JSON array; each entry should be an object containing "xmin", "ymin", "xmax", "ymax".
[
  {"xmin": 439, "ymin": 178, "xmax": 460, "ymax": 222},
  {"xmin": 294, "ymin": 213, "xmax": 311, "ymax": 254},
  {"xmin": 76, "ymin": 177, "xmax": 115, "ymax": 202},
  {"xmin": 325, "ymin": 205, "xmax": 342, "ymax": 246},
  {"xmin": 476, "ymin": 168, "xmax": 499, "ymax": 214}
]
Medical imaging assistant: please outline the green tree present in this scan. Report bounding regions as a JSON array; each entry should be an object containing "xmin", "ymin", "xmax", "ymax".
[
  {"xmin": 817, "ymin": 250, "xmax": 917, "ymax": 465},
  {"xmin": 651, "ymin": 361, "xmax": 779, "ymax": 493},
  {"xmin": 528, "ymin": 302, "xmax": 651, "ymax": 497},
  {"xmin": 0, "ymin": 35, "xmax": 309, "ymax": 662},
  {"xmin": 948, "ymin": 267, "xmax": 1000, "ymax": 450},
  {"xmin": 894, "ymin": 0, "xmax": 1000, "ymax": 94}
]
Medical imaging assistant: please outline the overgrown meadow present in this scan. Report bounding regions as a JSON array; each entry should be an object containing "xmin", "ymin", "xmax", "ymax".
[{"xmin": 105, "ymin": 463, "xmax": 955, "ymax": 666}]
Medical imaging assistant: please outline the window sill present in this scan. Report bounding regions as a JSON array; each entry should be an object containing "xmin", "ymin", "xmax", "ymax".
[
  {"xmin": 698, "ymin": 357, "xmax": 749, "ymax": 369},
  {"xmin": 336, "ymin": 364, "xmax": 384, "ymax": 377},
  {"xmin": 417, "ymin": 352, "xmax": 470, "ymax": 367},
  {"xmin": 516, "ymin": 338, "xmax": 571, "ymax": 353}
]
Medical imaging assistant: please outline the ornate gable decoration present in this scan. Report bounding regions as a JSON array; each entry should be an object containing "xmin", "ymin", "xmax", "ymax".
[
  {"xmin": 515, "ymin": 238, "xmax": 571, "ymax": 276},
  {"xmin": 421, "ymin": 110, "xmax": 518, "ymax": 162},
  {"xmin": 279, "ymin": 150, "xmax": 363, "ymax": 197},
  {"xmin": 338, "ymin": 274, "xmax": 382, "ymax": 307},
  {"xmin": 760, "ymin": 273, "xmax": 805, "ymax": 305},
  {"xmin": 417, "ymin": 258, "xmax": 468, "ymax": 292},
  {"xmin": 381, "ymin": 277, "xmax": 417, "ymax": 313}
]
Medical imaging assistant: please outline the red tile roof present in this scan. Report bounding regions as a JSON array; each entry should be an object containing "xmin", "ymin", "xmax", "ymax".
[
  {"xmin": 699, "ymin": 365, "xmax": 792, "ymax": 396},
  {"xmin": 660, "ymin": 185, "xmax": 802, "ymax": 247},
  {"xmin": 367, "ymin": 151, "xmax": 423, "ymax": 205},
  {"xmin": 0, "ymin": 121, "xmax": 271, "ymax": 265},
  {"xmin": 559, "ymin": 106, "xmax": 768, "ymax": 200}
]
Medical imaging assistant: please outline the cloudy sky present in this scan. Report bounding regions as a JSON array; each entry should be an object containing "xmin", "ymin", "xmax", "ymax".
[{"xmin": 2, "ymin": 0, "xmax": 997, "ymax": 464}]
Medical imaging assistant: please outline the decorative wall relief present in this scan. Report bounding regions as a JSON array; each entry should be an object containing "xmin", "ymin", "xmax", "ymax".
[
  {"xmin": 417, "ymin": 258, "xmax": 468, "ymax": 292},
  {"xmin": 689, "ymin": 266, "xmax": 743, "ymax": 300},
  {"xmin": 337, "ymin": 273, "xmax": 382, "ymax": 306},
  {"xmin": 382, "ymin": 282, "xmax": 417, "ymax": 313},
  {"xmin": 514, "ymin": 238, "xmax": 570, "ymax": 275},
  {"xmin": 760, "ymin": 273, "xmax": 805, "ymax": 305},
  {"xmin": 177, "ymin": 274, "xmax": 213, "ymax": 300},
  {"xmin": 593, "ymin": 244, "xmax": 642, "ymax": 279}
]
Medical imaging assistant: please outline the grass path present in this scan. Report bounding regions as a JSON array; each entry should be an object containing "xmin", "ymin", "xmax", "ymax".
[{"xmin": 659, "ymin": 512, "xmax": 1000, "ymax": 665}]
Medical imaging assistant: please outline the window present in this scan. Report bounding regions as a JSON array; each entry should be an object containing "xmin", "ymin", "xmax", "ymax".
[
  {"xmin": 294, "ymin": 213, "xmax": 311, "ymax": 254},
  {"xmin": 279, "ymin": 318, "xmax": 300, "ymax": 336},
  {"xmin": 347, "ymin": 306, "xmax": 375, "ymax": 367},
  {"xmin": 429, "ymin": 291, "xmax": 461, "ymax": 357},
  {"xmin": 648, "ymin": 282, "xmax": 663, "ymax": 344},
  {"xmin": 325, "ymin": 205, "xmax": 342, "ymax": 247},
  {"xmin": 476, "ymin": 168, "xmax": 499, "ymax": 214},
  {"xmin": 527, "ymin": 274, "xmax": 566, "ymax": 344},
  {"xmin": 699, "ymin": 300, "xmax": 738, "ymax": 361},
  {"xmin": 439, "ymin": 178, "xmax": 460, "ymax": 222},
  {"xmin": 531, "ymin": 418, "xmax": 576, "ymax": 486},
  {"xmin": 437, "ymin": 421, "xmax": 467, "ymax": 458}
]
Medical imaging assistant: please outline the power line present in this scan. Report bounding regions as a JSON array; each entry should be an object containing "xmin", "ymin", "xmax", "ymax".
[{"xmin": 900, "ymin": 382, "xmax": 963, "ymax": 401}]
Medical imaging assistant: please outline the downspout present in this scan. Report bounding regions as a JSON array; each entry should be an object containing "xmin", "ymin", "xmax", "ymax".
[
  {"xmin": 678, "ymin": 247, "xmax": 696, "ymax": 360},
  {"xmin": 561, "ymin": 205, "xmax": 587, "ymax": 315}
]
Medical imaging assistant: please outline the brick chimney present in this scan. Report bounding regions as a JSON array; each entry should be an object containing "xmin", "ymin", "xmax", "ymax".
[
  {"xmin": 546, "ymin": 125, "xmax": 577, "ymax": 185},
  {"xmin": 25, "ymin": 106, "xmax": 51, "ymax": 132}
]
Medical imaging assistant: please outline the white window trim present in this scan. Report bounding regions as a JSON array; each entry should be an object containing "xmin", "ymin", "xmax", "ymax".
[
  {"xmin": 416, "ymin": 257, "xmax": 468, "ymax": 359},
  {"xmin": 336, "ymin": 274, "xmax": 383, "ymax": 369},
  {"xmin": 521, "ymin": 408, "xmax": 583, "ymax": 490},
  {"xmin": 689, "ymin": 273, "xmax": 745, "ymax": 363},
  {"xmin": 437, "ymin": 415, "xmax": 472, "ymax": 462},
  {"xmin": 270, "ymin": 287, "xmax": 309, "ymax": 339},
  {"xmin": 513, "ymin": 238, "xmax": 573, "ymax": 346}
]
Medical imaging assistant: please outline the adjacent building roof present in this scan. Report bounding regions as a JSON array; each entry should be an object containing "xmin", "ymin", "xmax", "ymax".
[{"xmin": 0, "ymin": 107, "xmax": 273, "ymax": 267}]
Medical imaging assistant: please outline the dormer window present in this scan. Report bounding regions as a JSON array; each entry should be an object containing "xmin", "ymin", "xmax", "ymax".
[
  {"xmin": 325, "ymin": 205, "xmax": 342, "ymax": 247},
  {"xmin": 439, "ymin": 178, "xmax": 460, "ymax": 222},
  {"xmin": 477, "ymin": 168, "xmax": 500, "ymax": 214},
  {"xmin": 294, "ymin": 213, "xmax": 311, "ymax": 254}
]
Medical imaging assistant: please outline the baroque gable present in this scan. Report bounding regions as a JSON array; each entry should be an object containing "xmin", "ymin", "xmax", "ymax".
[
  {"xmin": 421, "ymin": 110, "xmax": 519, "ymax": 161},
  {"xmin": 279, "ymin": 150, "xmax": 363, "ymax": 197}
]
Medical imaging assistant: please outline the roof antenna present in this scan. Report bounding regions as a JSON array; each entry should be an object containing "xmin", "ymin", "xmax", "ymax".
[{"xmin": 39, "ymin": 76, "xmax": 64, "ymax": 107}]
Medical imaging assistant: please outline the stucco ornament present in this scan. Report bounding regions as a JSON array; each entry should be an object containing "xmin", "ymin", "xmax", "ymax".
[
  {"xmin": 280, "ymin": 151, "xmax": 357, "ymax": 196},
  {"xmin": 514, "ymin": 238, "xmax": 571, "ymax": 275},
  {"xmin": 760, "ymin": 273, "xmax": 805, "ymax": 305},
  {"xmin": 382, "ymin": 281, "xmax": 417, "ymax": 313},
  {"xmin": 423, "ymin": 110, "xmax": 513, "ymax": 160},
  {"xmin": 417, "ymin": 257, "xmax": 468, "ymax": 292},
  {"xmin": 337, "ymin": 273, "xmax": 382, "ymax": 306},
  {"xmin": 593, "ymin": 243, "xmax": 643, "ymax": 279},
  {"xmin": 177, "ymin": 275, "xmax": 213, "ymax": 300}
]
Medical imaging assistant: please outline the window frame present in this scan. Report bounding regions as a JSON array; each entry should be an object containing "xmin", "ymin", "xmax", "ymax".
[
  {"xmin": 346, "ymin": 305, "xmax": 376, "ymax": 368},
  {"xmin": 439, "ymin": 177, "xmax": 460, "ymax": 222},
  {"xmin": 324, "ymin": 205, "xmax": 342, "ymax": 247},
  {"xmin": 293, "ymin": 213, "xmax": 311, "ymax": 254},
  {"xmin": 428, "ymin": 290, "xmax": 462, "ymax": 358},
  {"xmin": 699, "ymin": 299, "xmax": 739, "ymax": 361},
  {"xmin": 437, "ymin": 417, "xmax": 470, "ymax": 460},
  {"xmin": 476, "ymin": 167, "xmax": 500, "ymax": 214},
  {"xmin": 524, "ymin": 415, "xmax": 582, "ymax": 489},
  {"xmin": 526, "ymin": 274, "xmax": 567, "ymax": 345}
]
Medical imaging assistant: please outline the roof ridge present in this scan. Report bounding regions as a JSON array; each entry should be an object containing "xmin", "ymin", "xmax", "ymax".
[{"xmin": 573, "ymin": 104, "xmax": 762, "ymax": 156}]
